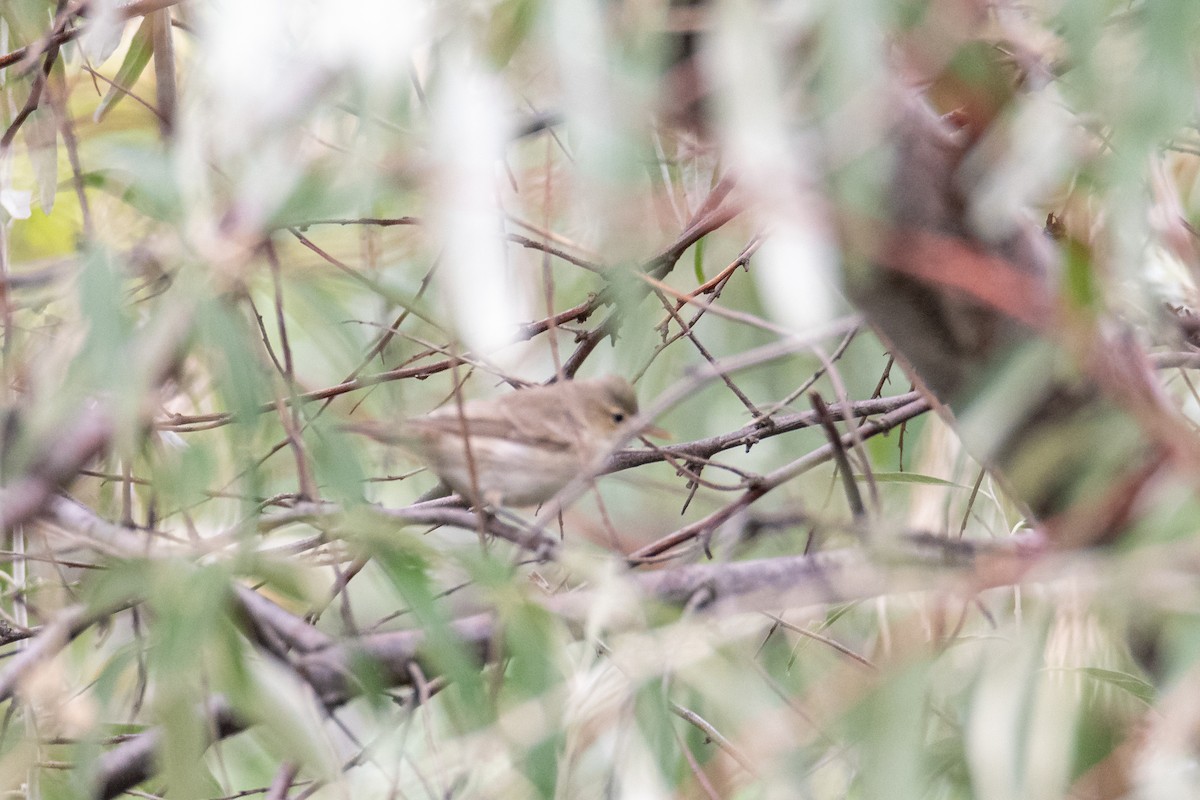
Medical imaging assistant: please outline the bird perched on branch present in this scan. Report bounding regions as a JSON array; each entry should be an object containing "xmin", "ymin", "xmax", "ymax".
[{"xmin": 348, "ymin": 375, "xmax": 657, "ymax": 506}]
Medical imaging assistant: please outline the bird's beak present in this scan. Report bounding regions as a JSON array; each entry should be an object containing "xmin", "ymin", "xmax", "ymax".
[{"xmin": 639, "ymin": 423, "xmax": 671, "ymax": 440}]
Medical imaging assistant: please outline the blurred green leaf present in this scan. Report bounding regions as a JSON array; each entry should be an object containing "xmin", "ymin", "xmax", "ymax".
[
  {"xmin": 0, "ymin": 0, "xmax": 52, "ymax": 43},
  {"xmin": 1078, "ymin": 667, "xmax": 1155, "ymax": 706},
  {"xmin": 1072, "ymin": 676, "xmax": 1132, "ymax": 781},
  {"xmin": 74, "ymin": 247, "xmax": 136, "ymax": 392},
  {"xmin": 151, "ymin": 436, "xmax": 216, "ymax": 510},
  {"xmin": 305, "ymin": 417, "xmax": 366, "ymax": 505},
  {"xmin": 367, "ymin": 531, "xmax": 491, "ymax": 728},
  {"xmin": 522, "ymin": 733, "xmax": 562, "ymax": 800},
  {"xmin": 845, "ymin": 660, "xmax": 932, "ymax": 800},
  {"xmin": 486, "ymin": 0, "xmax": 540, "ymax": 68},
  {"xmin": 94, "ymin": 15, "xmax": 155, "ymax": 123},
  {"xmin": 501, "ymin": 601, "xmax": 559, "ymax": 697},
  {"xmin": 195, "ymin": 299, "xmax": 271, "ymax": 424},
  {"xmin": 144, "ymin": 563, "xmax": 238, "ymax": 799},
  {"xmin": 267, "ymin": 165, "xmax": 364, "ymax": 229},
  {"xmin": 1063, "ymin": 238, "xmax": 1100, "ymax": 312},
  {"xmin": 224, "ymin": 659, "xmax": 339, "ymax": 784},
  {"xmin": 855, "ymin": 471, "xmax": 969, "ymax": 489},
  {"xmin": 23, "ymin": 105, "xmax": 56, "ymax": 214},
  {"xmin": 634, "ymin": 682, "xmax": 681, "ymax": 790},
  {"xmin": 86, "ymin": 141, "xmax": 182, "ymax": 221}
]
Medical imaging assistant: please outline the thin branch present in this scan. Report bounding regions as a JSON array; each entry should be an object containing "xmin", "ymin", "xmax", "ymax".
[
  {"xmin": 670, "ymin": 701, "xmax": 759, "ymax": 776},
  {"xmin": 627, "ymin": 396, "xmax": 930, "ymax": 561},
  {"xmin": 809, "ymin": 392, "xmax": 866, "ymax": 520},
  {"xmin": 90, "ymin": 533, "xmax": 1039, "ymax": 797},
  {"xmin": 608, "ymin": 392, "xmax": 921, "ymax": 472}
]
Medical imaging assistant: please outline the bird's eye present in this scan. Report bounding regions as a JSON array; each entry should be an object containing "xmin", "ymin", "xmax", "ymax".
[{"xmin": 612, "ymin": 412, "xmax": 626, "ymax": 424}]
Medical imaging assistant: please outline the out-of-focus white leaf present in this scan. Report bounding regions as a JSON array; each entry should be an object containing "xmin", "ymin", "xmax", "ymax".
[
  {"xmin": 0, "ymin": 190, "xmax": 31, "ymax": 221},
  {"xmin": 178, "ymin": 0, "xmax": 427, "ymax": 243},
  {"xmin": 79, "ymin": 0, "xmax": 127, "ymax": 66},
  {"xmin": 157, "ymin": 430, "xmax": 188, "ymax": 451},
  {"xmin": 707, "ymin": 3, "xmax": 796, "ymax": 185},
  {"xmin": 755, "ymin": 218, "xmax": 841, "ymax": 330},
  {"xmin": 549, "ymin": 0, "xmax": 618, "ymax": 167},
  {"xmin": 430, "ymin": 60, "xmax": 526, "ymax": 357},
  {"xmin": 311, "ymin": 0, "xmax": 422, "ymax": 84},
  {"xmin": 0, "ymin": 19, "xmax": 8, "ymax": 89},
  {"xmin": 24, "ymin": 106, "xmax": 57, "ymax": 214},
  {"xmin": 707, "ymin": 5, "xmax": 841, "ymax": 330},
  {"xmin": 197, "ymin": 0, "xmax": 313, "ymax": 135},
  {"xmin": 548, "ymin": 0, "xmax": 651, "ymax": 259},
  {"xmin": 197, "ymin": 0, "xmax": 425, "ymax": 145},
  {"xmin": 966, "ymin": 626, "xmax": 1078, "ymax": 800},
  {"xmin": 1141, "ymin": 244, "xmax": 1197, "ymax": 310},
  {"xmin": 0, "ymin": 153, "xmax": 31, "ymax": 222},
  {"xmin": 240, "ymin": 655, "xmax": 340, "ymax": 784},
  {"xmin": 966, "ymin": 87, "xmax": 1074, "ymax": 242}
]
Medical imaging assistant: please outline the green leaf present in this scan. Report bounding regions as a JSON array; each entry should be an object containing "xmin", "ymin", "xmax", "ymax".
[
  {"xmin": 501, "ymin": 601, "xmax": 559, "ymax": 697},
  {"xmin": 523, "ymin": 733, "xmax": 563, "ymax": 799},
  {"xmin": 142, "ymin": 562, "xmax": 238, "ymax": 799},
  {"xmin": 94, "ymin": 14, "xmax": 155, "ymax": 122},
  {"xmin": 487, "ymin": 0, "xmax": 539, "ymax": 68},
  {"xmin": 634, "ymin": 683, "xmax": 682, "ymax": 789},
  {"xmin": 1078, "ymin": 668, "xmax": 1155, "ymax": 706},
  {"xmin": 195, "ymin": 299, "xmax": 271, "ymax": 423},
  {"xmin": 1062, "ymin": 238, "xmax": 1099, "ymax": 312},
  {"xmin": 305, "ymin": 417, "xmax": 367, "ymax": 505},
  {"xmin": 87, "ymin": 141, "xmax": 182, "ymax": 221},
  {"xmin": 367, "ymin": 533, "xmax": 491, "ymax": 728},
  {"xmin": 24, "ymin": 105, "xmax": 57, "ymax": 214},
  {"xmin": 74, "ymin": 248, "xmax": 135, "ymax": 392},
  {"xmin": 224, "ymin": 658, "xmax": 339, "ymax": 784},
  {"xmin": 152, "ymin": 438, "xmax": 217, "ymax": 509},
  {"xmin": 855, "ymin": 471, "xmax": 970, "ymax": 489}
]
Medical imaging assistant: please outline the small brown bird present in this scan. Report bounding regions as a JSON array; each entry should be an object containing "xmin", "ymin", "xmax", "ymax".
[{"xmin": 353, "ymin": 376, "xmax": 649, "ymax": 506}]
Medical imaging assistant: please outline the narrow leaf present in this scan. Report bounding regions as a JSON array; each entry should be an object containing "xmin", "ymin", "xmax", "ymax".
[
  {"xmin": 854, "ymin": 471, "xmax": 970, "ymax": 489},
  {"xmin": 94, "ymin": 15, "xmax": 155, "ymax": 123},
  {"xmin": 24, "ymin": 106, "xmax": 56, "ymax": 214},
  {"xmin": 151, "ymin": 10, "xmax": 176, "ymax": 135},
  {"xmin": 1079, "ymin": 668, "xmax": 1155, "ymax": 706}
]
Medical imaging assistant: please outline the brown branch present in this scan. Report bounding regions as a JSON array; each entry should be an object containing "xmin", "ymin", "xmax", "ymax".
[
  {"xmin": 809, "ymin": 392, "xmax": 866, "ymax": 519},
  {"xmin": 49, "ymin": 69, "xmax": 92, "ymax": 234},
  {"xmin": 1150, "ymin": 351, "xmax": 1200, "ymax": 370},
  {"xmin": 0, "ymin": 600, "xmax": 135, "ymax": 704},
  {"xmin": 273, "ymin": 502, "xmax": 561, "ymax": 559},
  {"xmin": 95, "ymin": 698, "xmax": 243, "ymax": 800},
  {"xmin": 150, "ymin": 8, "xmax": 176, "ymax": 136},
  {"xmin": 91, "ymin": 534, "xmax": 1038, "ymax": 797},
  {"xmin": 608, "ymin": 392, "xmax": 922, "ymax": 472},
  {"xmin": 156, "ymin": 359, "xmax": 458, "ymax": 430},
  {"xmin": 0, "ymin": 408, "xmax": 116, "ymax": 532},
  {"xmin": 0, "ymin": 0, "xmax": 69, "ymax": 151},
  {"xmin": 0, "ymin": 305, "xmax": 192, "ymax": 534},
  {"xmin": 156, "ymin": 316, "xmax": 867, "ymax": 434},
  {"xmin": 79, "ymin": 64, "xmax": 168, "ymax": 123},
  {"xmin": 627, "ymin": 396, "xmax": 931, "ymax": 561},
  {"xmin": 0, "ymin": 0, "xmax": 188, "ymax": 72},
  {"xmin": 0, "ymin": 28, "xmax": 79, "ymax": 72},
  {"xmin": 294, "ymin": 216, "xmax": 421, "ymax": 228},
  {"xmin": 559, "ymin": 194, "xmax": 742, "ymax": 376},
  {"xmin": 160, "ymin": 188, "xmax": 743, "ymax": 432}
]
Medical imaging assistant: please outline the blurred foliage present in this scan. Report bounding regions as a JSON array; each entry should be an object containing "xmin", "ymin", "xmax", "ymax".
[{"xmin": 0, "ymin": 0, "xmax": 1198, "ymax": 798}]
